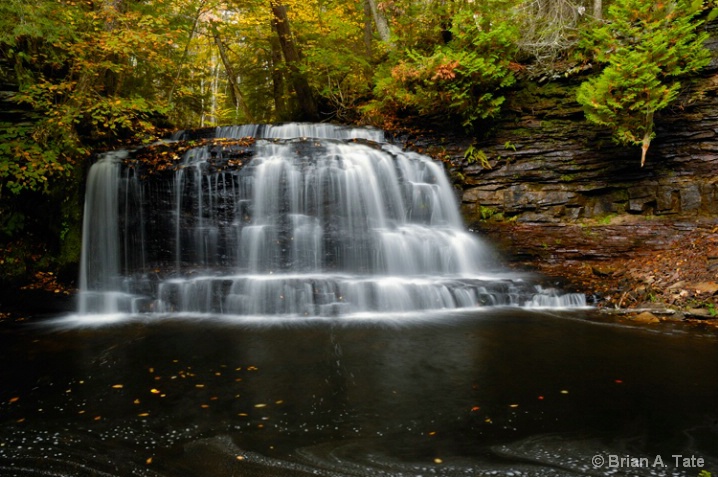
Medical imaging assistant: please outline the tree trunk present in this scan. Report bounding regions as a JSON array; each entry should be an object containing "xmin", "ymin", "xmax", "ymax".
[
  {"xmin": 169, "ymin": 0, "xmax": 207, "ymax": 105},
  {"xmin": 270, "ymin": 22, "xmax": 289, "ymax": 121},
  {"xmin": 211, "ymin": 23, "xmax": 255, "ymax": 123},
  {"xmin": 270, "ymin": 1, "xmax": 318, "ymax": 121},
  {"xmin": 641, "ymin": 111, "xmax": 654, "ymax": 167},
  {"xmin": 366, "ymin": 0, "xmax": 392, "ymax": 45},
  {"xmin": 363, "ymin": 0, "xmax": 373, "ymax": 55},
  {"xmin": 593, "ymin": 0, "xmax": 602, "ymax": 19}
]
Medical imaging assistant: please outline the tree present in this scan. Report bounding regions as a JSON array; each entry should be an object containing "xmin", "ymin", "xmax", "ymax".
[
  {"xmin": 270, "ymin": 1, "xmax": 318, "ymax": 120},
  {"xmin": 366, "ymin": 0, "xmax": 392, "ymax": 45},
  {"xmin": 366, "ymin": 0, "xmax": 519, "ymax": 129},
  {"xmin": 576, "ymin": 0, "xmax": 711, "ymax": 166},
  {"xmin": 0, "ymin": 0, "xmax": 187, "ymax": 281}
]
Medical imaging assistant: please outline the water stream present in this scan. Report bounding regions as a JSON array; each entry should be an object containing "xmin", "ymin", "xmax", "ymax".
[{"xmin": 1, "ymin": 311, "xmax": 716, "ymax": 476}]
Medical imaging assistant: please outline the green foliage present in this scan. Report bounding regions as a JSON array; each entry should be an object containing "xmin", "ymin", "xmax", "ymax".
[
  {"xmin": 0, "ymin": 0, "xmax": 184, "ymax": 197},
  {"xmin": 365, "ymin": 2, "xmax": 519, "ymax": 129},
  {"xmin": 298, "ymin": 1, "xmax": 374, "ymax": 121},
  {"xmin": 463, "ymin": 145, "xmax": 491, "ymax": 169},
  {"xmin": 576, "ymin": 0, "xmax": 711, "ymax": 165}
]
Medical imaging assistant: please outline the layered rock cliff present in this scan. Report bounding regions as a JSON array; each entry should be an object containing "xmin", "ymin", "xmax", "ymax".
[{"xmin": 391, "ymin": 22, "xmax": 718, "ymax": 316}]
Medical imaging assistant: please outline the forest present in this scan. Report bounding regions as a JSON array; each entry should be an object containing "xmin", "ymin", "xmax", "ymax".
[{"xmin": 0, "ymin": 0, "xmax": 716, "ymax": 286}]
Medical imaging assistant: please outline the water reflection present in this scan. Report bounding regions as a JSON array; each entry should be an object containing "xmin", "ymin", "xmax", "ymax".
[{"xmin": 0, "ymin": 310, "xmax": 716, "ymax": 476}]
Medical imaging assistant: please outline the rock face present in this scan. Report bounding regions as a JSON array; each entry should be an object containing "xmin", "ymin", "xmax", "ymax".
[
  {"xmin": 459, "ymin": 77, "xmax": 718, "ymax": 225},
  {"xmin": 452, "ymin": 20, "xmax": 718, "ymax": 225}
]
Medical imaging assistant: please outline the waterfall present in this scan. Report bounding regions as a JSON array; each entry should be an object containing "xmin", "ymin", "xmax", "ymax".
[{"xmin": 78, "ymin": 124, "xmax": 585, "ymax": 317}]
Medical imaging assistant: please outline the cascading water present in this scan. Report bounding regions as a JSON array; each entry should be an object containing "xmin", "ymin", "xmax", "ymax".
[{"xmin": 77, "ymin": 123, "xmax": 585, "ymax": 317}]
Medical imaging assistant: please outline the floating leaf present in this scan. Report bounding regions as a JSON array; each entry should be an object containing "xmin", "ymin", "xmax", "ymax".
[{"xmin": 111, "ymin": 384, "xmax": 124, "ymax": 389}]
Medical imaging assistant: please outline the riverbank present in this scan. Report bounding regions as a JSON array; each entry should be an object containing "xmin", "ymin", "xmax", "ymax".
[{"xmin": 474, "ymin": 217, "xmax": 718, "ymax": 327}]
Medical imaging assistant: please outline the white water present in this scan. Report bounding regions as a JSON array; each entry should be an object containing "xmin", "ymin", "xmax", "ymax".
[{"xmin": 78, "ymin": 123, "xmax": 585, "ymax": 317}]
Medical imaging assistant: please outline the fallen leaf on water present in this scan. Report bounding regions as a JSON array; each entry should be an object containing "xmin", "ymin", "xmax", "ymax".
[
  {"xmin": 112, "ymin": 384, "xmax": 124, "ymax": 389},
  {"xmin": 146, "ymin": 457, "xmax": 153, "ymax": 465},
  {"xmin": 138, "ymin": 412, "xmax": 150, "ymax": 417},
  {"xmin": 236, "ymin": 455, "xmax": 245, "ymax": 461},
  {"xmin": 509, "ymin": 404, "xmax": 519, "ymax": 408},
  {"xmin": 470, "ymin": 406, "xmax": 480, "ymax": 412},
  {"xmin": 150, "ymin": 388, "xmax": 161, "ymax": 394},
  {"xmin": 254, "ymin": 403, "xmax": 267, "ymax": 408},
  {"xmin": 560, "ymin": 390, "xmax": 569, "ymax": 394},
  {"xmin": 8, "ymin": 397, "xmax": 19, "ymax": 404},
  {"xmin": 434, "ymin": 458, "xmax": 443, "ymax": 464}
]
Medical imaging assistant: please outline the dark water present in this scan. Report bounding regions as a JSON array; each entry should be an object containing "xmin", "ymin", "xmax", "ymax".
[{"xmin": 1, "ymin": 310, "xmax": 717, "ymax": 476}]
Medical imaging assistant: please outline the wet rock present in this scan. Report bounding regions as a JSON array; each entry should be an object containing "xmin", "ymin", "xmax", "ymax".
[{"xmin": 632, "ymin": 311, "xmax": 660, "ymax": 324}]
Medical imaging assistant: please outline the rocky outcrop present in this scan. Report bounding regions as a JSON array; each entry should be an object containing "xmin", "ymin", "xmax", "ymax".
[
  {"xmin": 458, "ymin": 77, "xmax": 718, "ymax": 224},
  {"xmin": 445, "ymin": 18, "xmax": 718, "ymax": 225}
]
